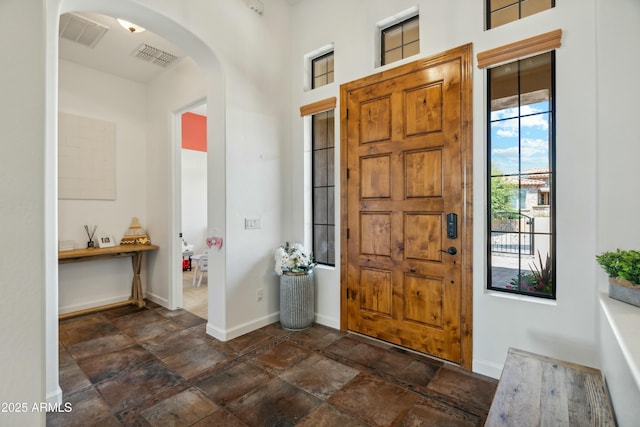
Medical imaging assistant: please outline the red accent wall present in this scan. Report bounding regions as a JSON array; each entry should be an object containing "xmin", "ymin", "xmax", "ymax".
[{"xmin": 182, "ymin": 112, "xmax": 207, "ymax": 152}]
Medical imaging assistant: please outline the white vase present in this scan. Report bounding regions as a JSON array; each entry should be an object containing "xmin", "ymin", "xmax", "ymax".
[{"xmin": 279, "ymin": 270, "xmax": 315, "ymax": 330}]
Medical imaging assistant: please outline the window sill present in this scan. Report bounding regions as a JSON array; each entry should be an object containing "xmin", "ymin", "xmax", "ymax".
[{"xmin": 484, "ymin": 289, "xmax": 557, "ymax": 306}]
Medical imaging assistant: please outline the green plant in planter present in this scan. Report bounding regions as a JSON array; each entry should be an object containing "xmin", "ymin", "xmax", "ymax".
[
  {"xmin": 509, "ymin": 250, "xmax": 552, "ymax": 294},
  {"xmin": 596, "ymin": 249, "xmax": 640, "ymax": 285}
]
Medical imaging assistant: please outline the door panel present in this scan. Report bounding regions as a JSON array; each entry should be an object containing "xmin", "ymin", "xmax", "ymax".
[
  {"xmin": 341, "ymin": 45, "xmax": 472, "ymax": 365},
  {"xmin": 405, "ymin": 149, "xmax": 443, "ymax": 198}
]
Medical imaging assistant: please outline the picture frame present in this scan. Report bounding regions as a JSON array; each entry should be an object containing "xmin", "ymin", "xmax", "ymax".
[{"xmin": 96, "ymin": 233, "xmax": 116, "ymax": 248}]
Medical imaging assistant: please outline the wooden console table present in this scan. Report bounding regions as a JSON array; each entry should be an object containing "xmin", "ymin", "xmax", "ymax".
[{"xmin": 58, "ymin": 244, "xmax": 159, "ymax": 319}]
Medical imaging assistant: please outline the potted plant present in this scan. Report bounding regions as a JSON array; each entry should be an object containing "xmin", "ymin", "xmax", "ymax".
[
  {"xmin": 274, "ymin": 242, "xmax": 317, "ymax": 330},
  {"xmin": 508, "ymin": 250, "xmax": 553, "ymax": 295},
  {"xmin": 596, "ymin": 249, "xmax": 640, "ymax": 307}
]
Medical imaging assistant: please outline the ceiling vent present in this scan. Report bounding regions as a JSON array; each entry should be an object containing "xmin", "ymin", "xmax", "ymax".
[
  {"xmin": 59, "ymin": 13, "xmax": 109, "ymax": 48},
  {"xmin": 132, "ymin": 44, "xmax": 178, "ymax": 67}
]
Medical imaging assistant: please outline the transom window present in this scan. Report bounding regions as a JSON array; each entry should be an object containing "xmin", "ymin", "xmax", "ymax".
[
  {"xmin": 487, "ymin": 0, "xmax": 555, "ymax": 29},
  {"xmin": 312, "ymin": 110, "xmax": 335, "ymax": 266},
  {"xmin": 312, "ymin": 51, "xmax": 334, "ymax": 89},
  {"xmin": 487, "ymin": 51, "xmax": 555, "ymax": 298},
  {"xmin": 381, "ymin": 15, "xmax": 419, "ymax": 66}
]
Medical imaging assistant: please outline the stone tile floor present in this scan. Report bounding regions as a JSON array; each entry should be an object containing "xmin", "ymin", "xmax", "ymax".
[{"xmin": 49, "ymin": 301, "xmax": 497, "ymax": 426}]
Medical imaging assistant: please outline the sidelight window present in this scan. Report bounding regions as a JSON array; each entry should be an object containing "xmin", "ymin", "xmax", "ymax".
[
  {"xmin": 312, "ymin": 110, "xmax": 335, "ymax": 266},
  {"xmin": 487, "ymin": 51, "xmax": 555, "ymax": 298}
]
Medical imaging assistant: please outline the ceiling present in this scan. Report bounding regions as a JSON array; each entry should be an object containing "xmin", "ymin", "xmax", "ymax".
[
  {"xmin": 59, "ymin": 11, "xmax": 187, "ymax": 84},
  {"xmin": 59, "ymin": 4, "xmax": 300, "ymax": 113}
]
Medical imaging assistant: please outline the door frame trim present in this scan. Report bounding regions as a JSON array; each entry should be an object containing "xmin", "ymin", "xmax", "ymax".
[{"xmin": 339, "ymin": 43, "xmax": 474, "ymax": 370}]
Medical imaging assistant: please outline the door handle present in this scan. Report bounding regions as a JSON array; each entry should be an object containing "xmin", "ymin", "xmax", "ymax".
[{"xmin": 439, "ymin": 246, "xmax": 457, "ymax": 255}]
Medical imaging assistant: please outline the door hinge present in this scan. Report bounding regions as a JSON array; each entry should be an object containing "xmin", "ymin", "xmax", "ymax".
[
  {"xmin": 346, "ymin": 168, "xmax": 350, "ymax": 179},
  {"xmin": 346, "ymin": 288, "xmax": 349, "ymax": 299},
  {"xmin": 346, "ymin": 108, "xmax": 349, "ymax": 119},
  {"xmin": 347, "ymin": 228, "xmax": 350, "ymax": 239}
]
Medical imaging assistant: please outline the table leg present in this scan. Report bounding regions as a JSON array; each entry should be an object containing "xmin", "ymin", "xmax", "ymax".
[{"xmin": 129, "ymin": 251, "xmax": 146, "ymax": 307}]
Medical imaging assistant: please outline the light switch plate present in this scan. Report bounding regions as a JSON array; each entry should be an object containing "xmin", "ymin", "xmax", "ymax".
[{"xmin": 244, "ymin": 217, "xmax": 262, "ymax": 229}]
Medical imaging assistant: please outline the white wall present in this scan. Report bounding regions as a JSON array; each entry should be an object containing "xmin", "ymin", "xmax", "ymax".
[
  {"xmin": 290, "ymin": 0, "xmax": 601, "ymax": 378},
  {"xmin": 217, "ymin": 0, "xmax": 293, "ymax": 335},
  {"xmin": 57, "ymin": 59, "xmax": 149, "ymax": 314},
  {"xmin": 0, "ymin": 0, "xmax": 47, "ymax": 423},
  {"xmin": 595, "ymin": 0, "xmax": 640, "ymax": 268},
  {"xmin": 138, "ymin": 0, "xmax": 293, "ymax": 338},
  {"xmin": 595, "ymin": 0, "xmax": 640, "ymax": 424}
]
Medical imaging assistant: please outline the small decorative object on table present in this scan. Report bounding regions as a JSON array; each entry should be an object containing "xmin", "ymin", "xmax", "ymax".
[
  {"xmin": 120, "ymin": 217, "xmax": 151, "ymax": 245},
  {"xmin": 274, "ymin": 242, "xmax": 317, "ymax": 330},
  {"xmin": 96, "ymin": 233, "xmax": 116, "ymax": 248},
  {"xmin": 596, "ymin": 249, "xmax": 640, "ymax": 307},
  {"xmin": 84, "ymin": 225, "xmax": 97, "ymax": 248}
]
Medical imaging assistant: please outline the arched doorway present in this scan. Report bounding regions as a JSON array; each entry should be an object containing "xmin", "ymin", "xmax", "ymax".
[{"xmin": 46, "ymin": 0, "xmax": 226, "ymax": 402}]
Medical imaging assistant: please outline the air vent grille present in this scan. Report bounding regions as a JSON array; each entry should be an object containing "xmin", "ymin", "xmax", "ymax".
[
  {"xmin": 132, "ymin": 44, "xmax": 178, "ymax": 67},
  {"xmin": 59, "ymin": 13, "xmax": 109, "ymax": 48}
]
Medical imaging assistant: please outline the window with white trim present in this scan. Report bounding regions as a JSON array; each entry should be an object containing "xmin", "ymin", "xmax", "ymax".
[
  {"xmin": 312, "ymin": 51, "xmax": 334, "ymax": 89},
  {"xmin": 381, "ymin": 15, "xmax": 419, "ymax": 66}
]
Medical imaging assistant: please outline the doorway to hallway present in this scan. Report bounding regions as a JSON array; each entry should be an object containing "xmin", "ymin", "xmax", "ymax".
[{"xmin": 179, "ymin": 105, "xmax": 209, "ymax": 319}]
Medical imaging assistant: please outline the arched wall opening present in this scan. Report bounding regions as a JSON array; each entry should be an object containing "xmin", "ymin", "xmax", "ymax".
[{"xmin": 46, "ymin": 0, "xmax": 227, "ymax": 402}]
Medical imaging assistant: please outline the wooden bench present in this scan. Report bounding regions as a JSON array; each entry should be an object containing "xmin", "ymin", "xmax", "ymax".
[{"xmin": 485, "ymin": 348, "xmax": 616, "ymax": 426}]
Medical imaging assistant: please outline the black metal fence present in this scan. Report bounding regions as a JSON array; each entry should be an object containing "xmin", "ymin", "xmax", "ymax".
[{"xmin": 490, "ymin": 212, "xmax": 535, "ymax": 255}]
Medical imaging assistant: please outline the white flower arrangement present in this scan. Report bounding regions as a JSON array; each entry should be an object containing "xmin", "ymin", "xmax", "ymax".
[{"xmin": 274, "ymin": 242, "xmax": 316, "ymax": 276}]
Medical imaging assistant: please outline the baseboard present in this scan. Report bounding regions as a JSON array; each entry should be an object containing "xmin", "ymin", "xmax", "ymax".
[
  {"xmin": 206, "ymin": 312, "xmax": 280, "ymax": 341},
  {"xmin": 144, "ymin": 291, "xmax": 169, "ymax": 309},
  {"xmin": 473, "ymin": 358, "xmax": 503, "ymax": 379},
  {"xmin": 58, "ymin": 295, "xmax": 131, "ymax": 315},
  {"xmin": 314, "ymin": 313, "xmax": 339, "ymax": 329},
  {"xmin": 205, "ymin": 322, "xmax": 229, "ymax": 341},
  {"xmin": 46, "ymin": 385, "xmax": 62, "ymax": 404}
]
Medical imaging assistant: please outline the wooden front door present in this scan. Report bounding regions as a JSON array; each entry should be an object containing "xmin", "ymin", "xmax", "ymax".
[{"xmin": 340, "ymin": 45, "xmax": 473, "ymax": 366}]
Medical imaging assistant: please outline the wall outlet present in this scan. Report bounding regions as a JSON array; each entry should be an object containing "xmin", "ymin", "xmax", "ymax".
[{"xmin": 256, "ymin": 288, "xmax": 263, "ymax": 301}]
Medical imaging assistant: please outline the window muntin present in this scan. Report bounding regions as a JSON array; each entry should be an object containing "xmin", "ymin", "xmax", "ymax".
[
  {"xmin": 487, "ymin": 0, "xmax": 554, "ymax": 29},
  {"xmin": 381, "ymin": 15, "xmax": 419, "ymax": 66},
  {"xmin": 312, "ymin": 51, "xmax": 334, "ymax": 89},
  {"xmin": 487, "ymin": 51, "xmax": 555, "ymax": 298},
  {"xmin": 312, "ymin": 110, "xmax": 335, "ymax": 266}
]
